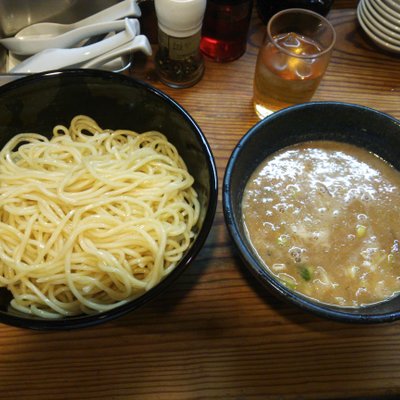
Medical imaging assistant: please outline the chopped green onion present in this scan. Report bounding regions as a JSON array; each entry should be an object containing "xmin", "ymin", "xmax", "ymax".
[
  {"xmin": 356, "ymin": 224, "xmax": 367, "ymax": 238},
  {"xmin": 346, "ymin": 265, "xmax": 359, "ymax": 278},
  {"xmin": 299, "ymin": 265, "xmax": 313, "ymax": 281},
  {"xmin": 277, "ymin": 273, "xmax": 297, "ymax": 290},
  {"xmin": 277, "ymin": 234, "xmax": 289, "ymax": 247},
  {"xmin": 279, "ymin": 279, "xmax": 296, "ymax": 290}
]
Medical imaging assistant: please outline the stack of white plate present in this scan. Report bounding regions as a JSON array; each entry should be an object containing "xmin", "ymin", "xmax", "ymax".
[{"xmin": 357, "ymin": 0, "xmax": 400, "ymax": 53}]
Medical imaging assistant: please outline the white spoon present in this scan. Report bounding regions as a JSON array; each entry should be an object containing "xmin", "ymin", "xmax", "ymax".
[
  {"xmin": 8, "ymin": 0, "xmax": 141, "ymax": 40},
  {"xmin": 10, "ymin": 18, "xmax": 139, "ymax": 74},
  {"xmin": 0, "ymin": 20, "xmax": 129, "ymax": 56},
  {"xmin": 82, "ymin": 34, "xmax": 152, "ymax": 68}
]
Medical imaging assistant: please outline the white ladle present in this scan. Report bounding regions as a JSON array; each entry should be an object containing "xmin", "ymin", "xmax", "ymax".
[
  {"xmin": 1, "ymin": 20, "xmax": 129, "ymax": 56},
  {"xmin": 82, "ymin": 34, "xmax": 152, "ymax": 68},
  {"xmin": 10, "ymin": 18, "xmax": 139, "ymax": 74},
  {"xmin": 5, "ymin": 0, "xmax": 141, "ymax": 40}
]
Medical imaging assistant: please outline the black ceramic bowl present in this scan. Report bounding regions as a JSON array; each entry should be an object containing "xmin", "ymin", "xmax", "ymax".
[
  {"xmin": 224, "ymin": 101, "xmax": 400, "ymax": 323},
  {"xmin": 0, "ymin": 69, "xmax": 218, "ymax": 330}
]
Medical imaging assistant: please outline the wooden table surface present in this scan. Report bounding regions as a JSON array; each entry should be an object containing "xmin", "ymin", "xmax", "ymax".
[{"xmin": 1, "ymin": 2, "xmax": 400, "ymax": 399}]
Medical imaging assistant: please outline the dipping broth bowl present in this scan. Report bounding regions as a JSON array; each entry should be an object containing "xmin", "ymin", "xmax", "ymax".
[
  {"xmin": 0, "ymin": 69, "xmax": 218, "ymax": 330},
  {"xmin": 223, "ymin": 101, "xmax": 400, "ymax": 323}
]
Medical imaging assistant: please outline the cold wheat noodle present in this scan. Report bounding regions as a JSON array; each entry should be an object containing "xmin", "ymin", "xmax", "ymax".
[{"xmin": 0, "ymin": 115, "xmax": 200, "ymax": 318}]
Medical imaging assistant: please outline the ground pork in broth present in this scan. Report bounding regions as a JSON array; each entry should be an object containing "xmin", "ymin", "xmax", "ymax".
[{"xmin": 242, "ymin": 141, "xmax": 400, "ymax": 307}]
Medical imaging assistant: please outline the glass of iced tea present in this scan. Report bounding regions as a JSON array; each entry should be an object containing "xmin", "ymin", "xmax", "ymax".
[{"xmin": 253, "ymin": 8, "xmax": 336, "ymax": 119}]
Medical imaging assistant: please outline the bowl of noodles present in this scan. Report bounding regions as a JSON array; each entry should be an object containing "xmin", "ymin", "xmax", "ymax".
[
  {"xmin": 224, "ymin": 102, "xmax": 400, "ymax": 323},
  {"xmin": 0, "ymin": 69, "xmax": 218, "ymax": 329}
]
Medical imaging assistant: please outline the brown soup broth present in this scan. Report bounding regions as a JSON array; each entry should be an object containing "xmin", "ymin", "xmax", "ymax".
[{"xmin": 242, "ymin": 141, "xmax": 400, "ymax": 307}]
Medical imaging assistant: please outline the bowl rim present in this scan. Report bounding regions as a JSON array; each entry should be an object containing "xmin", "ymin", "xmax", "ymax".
[
  {"xmin": 0, "ymin": 69, "xmax": 218, "ymax": 330},
  {"xmin": 361, "ymin": 3, "xmax": 400, "ymax": 43},
  {"xmin": 223, "ymin": 101, "xmax": 400, "ymax": 324},
  {"xmin": 357, "ymin": 0, "xmax": 400, "ymax": 53},
  {"xmin": 368, "ymin": 0, "xmax": 400, "ymax": 26},
  {"xmin": 383, "ymin": 0, "xmax": 400, "ymax": 12},
  {"xmin": 358, "ymin": 2, "xmax": 400, "ymax": 48},
  {"xmin": 371, "ymin": 0, "xmax": 400, "ymax": 19}
]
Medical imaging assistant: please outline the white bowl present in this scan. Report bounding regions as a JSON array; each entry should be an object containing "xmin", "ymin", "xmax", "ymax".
[
  {"xmin": 373, "ymin": 0, "xmax": 400, "ymax": 19},
  {"xmin": 360, "ymin": 16, "xmax": 400, "ymax": 47},
  {"xmin": 365, "ymin": 11, "xmax": 400, "ymax": 42},
  {"xmin": 362, "ymin": 0, "xmax": 400, "ymax": 33},
  {"xmin": 368, "ymin": 0, "xmax": 400, "ymax": 26},
  {"xmin": 358, "ymin": 0, "xmax": 400, "ymax": 52},
  {"xmin": 362, "ymin": 1, "xmax": 400, "ymax": 44},
  {"xmin": 382, "ymin": 0, "xmax": 400, "ymax": 13}
]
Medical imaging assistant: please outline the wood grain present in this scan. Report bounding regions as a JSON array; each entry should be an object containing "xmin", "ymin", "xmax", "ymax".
[{"xmin": 1, "ymin": 4, "xmax": 400, "ymax": 400}]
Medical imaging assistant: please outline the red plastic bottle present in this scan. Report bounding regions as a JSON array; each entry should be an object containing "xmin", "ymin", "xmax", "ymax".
[{"xmin": 200, "ymin": 0, "xmax": 253, "ymax": 62}]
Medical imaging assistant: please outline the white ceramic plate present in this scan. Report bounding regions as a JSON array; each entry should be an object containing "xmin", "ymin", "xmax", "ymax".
[
  {"xmin": 382, "ymin": 0, "xmax": 400, "ymax": 13},
  {"xmin": 372, "ymin": 0, "xmax": 400, "ymax": 19},
  {"xmin": 364, "ymin": 0, "xmax": 400, "ymax": 32},
  {"xmin": 367, "ymin": 0, "xmax": 400, "ymax": 26},
  {"xmin": 361, "ymin": 12, "xmax": 400, "ymax": 46},
  {"xmin": 362, "ymin": 1, "xmax": 400, "ymax": 43},
  {"xmin": 358, "ymin": 0, "xmax": 400, "ymax": 52}
]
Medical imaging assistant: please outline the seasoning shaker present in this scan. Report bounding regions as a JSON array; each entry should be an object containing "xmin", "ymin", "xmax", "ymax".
[{"xmin": 154, "ymin": 0, "xmax": 207, "ymax": 88}]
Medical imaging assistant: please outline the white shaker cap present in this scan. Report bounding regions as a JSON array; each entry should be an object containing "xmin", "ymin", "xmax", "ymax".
[{"xmin": 155, "ymin": 0, "xmax": 206, "ymax": 37}]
